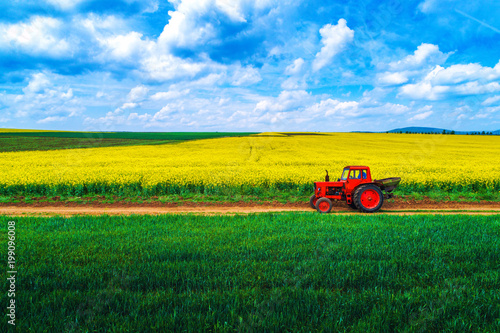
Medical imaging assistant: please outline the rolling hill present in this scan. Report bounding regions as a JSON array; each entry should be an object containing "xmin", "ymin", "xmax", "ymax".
[{"xmin": 387, "ymin": 127, "xmax": 499, "ymax": 134}]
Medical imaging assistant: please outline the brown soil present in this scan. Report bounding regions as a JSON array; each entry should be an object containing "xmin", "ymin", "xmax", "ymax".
[{"xmin": 0, "ymin": 198, "xmax": 499, "ymax": 216}]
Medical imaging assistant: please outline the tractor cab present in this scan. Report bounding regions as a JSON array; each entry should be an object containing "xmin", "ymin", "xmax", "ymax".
[
  {"xmin": 339, "ymin": 166, "xmax": 369, "ymax": 181},
  {"xmin": 314, "ymin": 166, "xmax": 372, "ymax": 201},
  {"xmin": 340, "ymin": 166, "xmax": 370, "ymax": 179}
]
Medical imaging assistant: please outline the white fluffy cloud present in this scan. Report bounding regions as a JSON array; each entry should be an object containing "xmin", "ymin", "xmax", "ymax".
[
  {"xmin": 282, "ymin": 58, "xmax": 307, "ymax": 90},
  {"xmin": 37, "ymin": 116, "xmax": 68, "ymax": 123},
  {"xmin": 79, "ymin": 14, "xmax": 129, "ymax": 35},
  {"xmin": 114, "ymin": 85, "xmax": 150, "ymax": 113},
  {"xmin": 399, "ymin": 81, "xmax": 449, "ymax": 100},
  {"xmin": 45, "ymin": 0, "xmax": 159, "ymax": 12},
  {"xmin": 285, "ymin": 58, "xmax": 305, "ymax": 75},
  {"xmin": 388, "ymin": 43, "xmax": 450, "ymax": 71},
  {"xmin": 311, "ymin": 99, "xmax": 360, "ymax": 117},
  {"xmin": 12, "ymin": 72, "xmax": 83, "ymax": 122},
  {"xmin": 45, "ymin": 0, "xmax": 88, "ymax": 10},
  {"xmin": 151, "ymin": 89, "xmax": 190, "ymax": 100},
  {"xmin": 76, "ymin": 13, "xmax": 227, "ymax": 82},
  {"xmin": 377, "ymin": 72, "xmax": 409, "ymax": 85},
  {"xmin": 429, "ymin": 62, "xmax": 500, "ymax": 85},
  {"xmin": 158, "ymin": 0, "xmax": 275, "ymax": 50},
  {"xmin": 408, "ymin": 106, "xmax": 434, "ymax": 121},
  {"xmin": 158, "ymin": 2, "xmax": 217, "ymax": 49},
  {"xmin": 0, "ymin": 16, "xmax": 70, "ymax": 57},
  {"xmin": 230, "ymin": 66, "xmax": 262, "ymax": 86},
  {"xmin": 127, "ymin": 85, "xmax": 149, "ymax": 102},
  {"xmin": 23, "ymin": 73, "xmax": 52, "ymax": 94},
  {"xmin": 77, "ymin": 14, "xmax": 156, "ymax": 65},
  {"xmin": 312, "ymin": 19, "xmax": 354, "ymax": 72},
  {"xmin": 399, "ymin": 60, "xmax": 500, "ymax": 100},
  {"xmin": 100, "ymin": 32, "xmax": 155, "ymax": 61},
  {"xmin": 85, "ymin": 92, "xmax": 262, "ymax": 130},
  {"xmin": 254, "ymin": 90, "xmax": 312, "ymax": 113},
  {"xmin": 482, "ymin": 95, "xmax": 500, "ymax": 105},
  {"xmin": 153, "ymin": 104, "xmax": 178, "ymax": 121},
  {"xmin": 376, "ymin": 43, "xmax": 452, "ymax": 87},
  {"xmin": 306, "ymin": 98, "xmax": 409, "ymax": 119},
  {"xmin": 71, "ymin": 12, "xmax": 264, "ymax": 86},
  {"xmin": 410, "ymin": 110, "xmax": 433, "ymax": 121},
  {"xmin": 140, "ymin": 54, "xmax": 207, "ymax": 81}
]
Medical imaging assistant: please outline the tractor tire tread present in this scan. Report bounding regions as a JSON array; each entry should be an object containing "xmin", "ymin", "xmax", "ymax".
[
  {"xmin": 315, "ymin": 197, "xmax": 333, "ymax": 214},
  {"xmin": 309, "ymin": 194, "xmax": 318, "ymax": 209},
  {"xmin": 353, "ymin": 184, "xmax": 384, "ymax": 213}
]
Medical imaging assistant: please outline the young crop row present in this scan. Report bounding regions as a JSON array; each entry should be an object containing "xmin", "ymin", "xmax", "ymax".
[
  {"xmin": 0, "ymin": 131, "xmax": 257, "ymax": 140},
  {"xmin": 0, "ymin": 133, "xmax": 499, "ymax": 197},
  {"xmin": 0, "ymin": 136, "xmax": 174, "ymax": 152},
  {"xmin": 1, "ymin": 213, "xmax": 499, "ymax": 331}
]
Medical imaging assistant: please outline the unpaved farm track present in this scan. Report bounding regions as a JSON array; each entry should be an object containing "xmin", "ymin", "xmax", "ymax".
[{"xmin": 1, "ymin": 200, "xmax": 499, "ymax": 216}]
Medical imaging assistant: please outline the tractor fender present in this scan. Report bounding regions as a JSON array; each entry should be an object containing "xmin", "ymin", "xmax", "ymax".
[
  {"xmin": 353, "ymin": 182, "xmax": 381, "ymax": 193},
  {"xmin": 353, "ymin": 183, "xmax": 393, "ymax": 200}
]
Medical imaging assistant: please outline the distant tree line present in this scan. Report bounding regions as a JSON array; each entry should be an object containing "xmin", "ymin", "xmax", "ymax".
[
  {"xmin": 465, "ymin": 131, "xmax": 496, "ymax": 135},
  {"xmin": 386, "ymin": 130, "xmax": 497, "ymax": 135}
]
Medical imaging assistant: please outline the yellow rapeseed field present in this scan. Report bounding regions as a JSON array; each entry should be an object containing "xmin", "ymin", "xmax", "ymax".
[{"xmin": 0, "ymin": 133, "xmax": 499, "ymax": 195}]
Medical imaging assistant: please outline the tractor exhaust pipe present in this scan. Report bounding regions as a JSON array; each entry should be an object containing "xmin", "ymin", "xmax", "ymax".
[{"xmin": 325, "ymin": 170, "xmax": 329, "ymax": 182}]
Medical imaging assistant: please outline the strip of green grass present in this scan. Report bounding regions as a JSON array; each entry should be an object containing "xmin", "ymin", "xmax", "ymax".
[
  {"xmin": 0, "ymin": 192, "xmax": 499, "ymax": 206},
  {"xmin": 1, "ymin": 214, "xmax": 499, "ymax": 331},
  {"xmin": 0, "ymin": 131, "xmax": 258, "ymax": 140},
  {"xmin": 0, "ymin": 131, "xmax": 258, "ymax": 152},
  {"xmin": 0, "ymin": 136, "xmax": 177, "ymax": 152},
  {"xmin": 1, "ymin": 182, "xmax": 498, "ymax": 203}
]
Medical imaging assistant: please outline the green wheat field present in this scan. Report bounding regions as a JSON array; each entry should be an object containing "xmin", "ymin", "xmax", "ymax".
[{"xmin": 1, "ymin": 213, "xmax": 499, "ymax": 332}]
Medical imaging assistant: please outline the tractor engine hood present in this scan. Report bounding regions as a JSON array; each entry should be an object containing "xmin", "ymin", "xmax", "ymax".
[{"xmin": 314, "ymin": 181, "xmax": 345, "ymax": 188}]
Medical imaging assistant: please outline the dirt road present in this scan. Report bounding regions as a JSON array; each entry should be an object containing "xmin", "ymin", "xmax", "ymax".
[{"xmin": 1, "ymin": 200, "xmax": 499, "ymax": 216}]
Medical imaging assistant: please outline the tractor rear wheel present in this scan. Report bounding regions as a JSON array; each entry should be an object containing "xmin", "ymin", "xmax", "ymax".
[
  {"xmin": 354, "ymin": 185, "xmax": 384, "ymax": 213},
  {"xmin": 316, "ymin": 197, "xmax": 333, "ymax": 213},
  {"xmin": 309, "ymin": 194, "xmax": 318, "ymax": 209}
]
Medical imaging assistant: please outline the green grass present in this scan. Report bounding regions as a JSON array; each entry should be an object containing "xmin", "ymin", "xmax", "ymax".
[
  {"xmin": 0, "ymin": 131, "xmax": 257, "ymax": 152},
  {"xmin": 392, "ymin": 189, "xmax": 500, "ymax": 202},
  {"xmin": 0, "ymin": 131, "xmax": 258, "ymax": 140},
  {"xmin": 1, "ymin": 181, "xmax": 498, "ymax": 203},
  {"xmin": 1, "ymin": 214, "xmax": 499, "ymax": 332},
  {"xmin": 0, "ymin": 136, "xmax": 178, "ymax": 152},
  {"xmin": 0, "ymin": 128, "xmax": 72, "ymax": 133}
]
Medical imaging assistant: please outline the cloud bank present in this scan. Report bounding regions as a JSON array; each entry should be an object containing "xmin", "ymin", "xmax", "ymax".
[{"xmin": 0, "ymin": 0, "xmax": 499, "ymax": 132}]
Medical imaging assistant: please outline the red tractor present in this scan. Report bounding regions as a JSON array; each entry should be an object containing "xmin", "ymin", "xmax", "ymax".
[{"xmin": 310, "ymin": 166, "xmax": 400, "ymax": 213}]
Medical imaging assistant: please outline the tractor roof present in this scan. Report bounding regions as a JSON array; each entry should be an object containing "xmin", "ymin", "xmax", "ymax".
[{"xmin": 344, "ymin": 166, "xmax": 369, "ymax": 170}]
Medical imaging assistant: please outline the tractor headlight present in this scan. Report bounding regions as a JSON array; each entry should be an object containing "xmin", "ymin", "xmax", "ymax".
[{"xmin": 317, "ymin": 187, "xmax": 321, "ymax": 192}]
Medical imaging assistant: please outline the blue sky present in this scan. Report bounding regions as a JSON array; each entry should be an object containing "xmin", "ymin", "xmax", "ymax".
[{"xmin": 0, "ymin": 0, "xmax": 499, "ymax": 132}]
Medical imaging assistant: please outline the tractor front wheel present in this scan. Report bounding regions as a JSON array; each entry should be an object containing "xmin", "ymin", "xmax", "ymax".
[
  {"xmin": 354, "ymin": 185, "xmax": 384, "ymax": 213},
  {"xmin": 309, "ymin": 194, "xmax": 318, "ymax": 209},
  {"xmin": 316, "ymin": 197, "xmax": 333, "ymax": 213}
]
